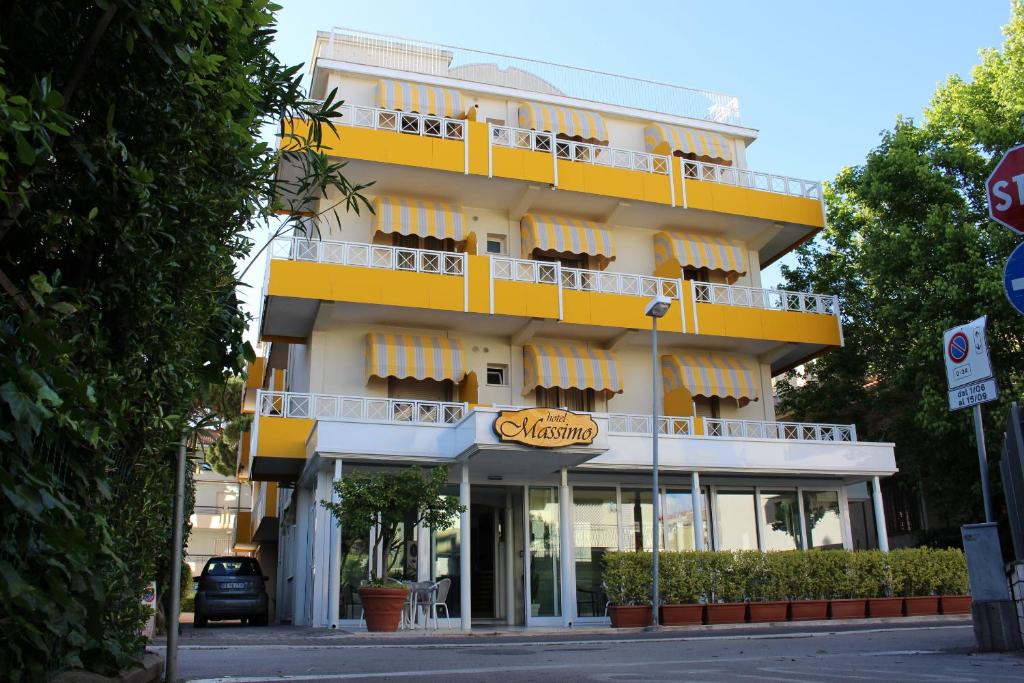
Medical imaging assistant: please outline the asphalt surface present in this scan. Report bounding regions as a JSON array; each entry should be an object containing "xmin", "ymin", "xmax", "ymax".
[{"xmin": 158, "ymin": 616, "xmax": 1024, "ymax": 682}]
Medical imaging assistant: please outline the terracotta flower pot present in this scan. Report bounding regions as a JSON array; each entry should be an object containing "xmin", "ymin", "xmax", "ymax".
[
  {"xmin": 660, "ymin": 604, "xmax": 704, "ymax": 626},
  {"xmin": 789, "ymin": 600, "xmax": 829, "ymax": 621},
  {"xmin": 903, "ymin": 596, "xmax": 940, "ymax": 616},
  {"xmin": 940, "ymin": 595, "xmax": 972, "ymax": 615},
  {"xmin": 867, "ymin": 597, "xmax": 903, "ymax": 618},
  {"xmin": 608, "ymin": 605, "xmax": 652, "ymax": 628},
  {"xmin": 747, "ymin": 601, "xmax": 789, "ymax": 623},
  {"xmin": 358, "ymin": 586, "xmax": 409, "ymax": 632},
  {"xmin": 705, "ymin": 602, "xmax": 747, "ymax": 624},
  {"xmin": 828, "ymin": 599, "xmax": 867, "ymax": 619}
]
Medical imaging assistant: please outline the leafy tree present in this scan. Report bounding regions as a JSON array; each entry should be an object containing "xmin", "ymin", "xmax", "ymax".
[
  {"xmin": 777, "ymin": 1, "xmax": 1024, "ymax": 532},
  {"xmin": 0, "ymin": 1, "xmax": 368, "ymax": 677},
  {"xmin": 203, "ymin": 377, "xmax": 252, "ymax": 477}
]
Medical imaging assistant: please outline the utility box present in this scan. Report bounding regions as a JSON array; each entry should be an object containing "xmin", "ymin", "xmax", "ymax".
[{"xmin": 961, "ymin": 523, "xmax": 1022, "ymax": 651}]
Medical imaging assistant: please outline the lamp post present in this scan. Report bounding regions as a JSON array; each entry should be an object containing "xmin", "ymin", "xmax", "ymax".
[{"xmin": 644, "ymin": 294, "xmax": 671, "ymax": 630}]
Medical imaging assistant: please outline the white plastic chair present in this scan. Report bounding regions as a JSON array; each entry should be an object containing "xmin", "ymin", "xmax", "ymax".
[{"xmin": 427, "ymin": 577, "xmax": 452, "ymax": 629}]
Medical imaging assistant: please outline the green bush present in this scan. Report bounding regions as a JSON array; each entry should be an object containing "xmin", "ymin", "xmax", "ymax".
[
  {"xmin": 933, "ymin": 549, "xmax": 969, "ymax": 595},
  {"xmin": 890, "ymin": 548, "xmax": 940, "ymax": 597},
  {"xmin": 660, "ymin": 552, "xmax": 701, "ymax": 604},
  {"xmin": 602, "ymin": 552, "xmax": 651, "ymax": 605}
]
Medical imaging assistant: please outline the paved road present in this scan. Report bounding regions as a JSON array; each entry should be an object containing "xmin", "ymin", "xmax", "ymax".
[{"xmin": 162, "ymin": 618, "xmax": 1024, "ymax": 682}]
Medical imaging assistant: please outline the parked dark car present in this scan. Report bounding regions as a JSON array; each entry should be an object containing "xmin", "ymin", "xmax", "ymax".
[{"xmin": 194, "ymin": 556, "xmax": 269, "ymax": 627}]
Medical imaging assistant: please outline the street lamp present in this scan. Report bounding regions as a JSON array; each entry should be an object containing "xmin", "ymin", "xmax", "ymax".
[{"xmin": 645, "ymin": 294, "xmax": 671, "ymax": 630}]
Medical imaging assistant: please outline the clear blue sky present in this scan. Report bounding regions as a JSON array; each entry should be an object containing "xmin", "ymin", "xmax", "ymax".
[{"xmin": 241, "ymin": 0, "xmax": 1013, "ymax": 337}]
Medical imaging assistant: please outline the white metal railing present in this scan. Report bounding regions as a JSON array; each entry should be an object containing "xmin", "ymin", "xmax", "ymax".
[
  {"xmin": 490, "ymin": 257, "xmax": 681, "ymax": 300},
  {"xmin": 489, "ymin": 124, "xmax": 670, "ymax": 174},
  {"xmin": 693, "ymin": 282, "xmax": 839, "ymax": 316},
  {"xmin": 258, "ymin": 390, "xmax": 466, "ymax": 425},
  {"xmin": 608, "ymin": 414, "xmax": 694, "ymax": 436},
  {"xmin": 334, "ymin": 103, "xmax": 466, "ymax": 140},
  {"xmin": 252, "ymin": 483, "xmax": 267, "ymax": 528},
  {"xmin": 269, "ymin": 237, "xmax": 466, "ymax": 276},
  {"xmin": 702, "ymin": 418, "xmax": 857, "ymax": 442},
  {"xmin": 682, "ymin": 159, "xmax": 822, "ymax": 200}
]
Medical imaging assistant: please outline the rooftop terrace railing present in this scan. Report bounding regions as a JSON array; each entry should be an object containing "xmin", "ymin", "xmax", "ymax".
[
  {"xmin": 489, "ymin": 123, "xmax": 670, "ymax": 175},
  {"xmin": 321, "ymin": 27, "xmax": 742, "ymax": 125}
]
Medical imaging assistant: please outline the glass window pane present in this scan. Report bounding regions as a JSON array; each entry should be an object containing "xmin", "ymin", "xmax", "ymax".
[
  {"xmin": 663, "ymin": 489, "xmax": 710, "ymax": 551},
  {"xmin": 529, "ymin": 487, "xmax": 561, "ymax": 617},
  {"xmin": 620, "ymin": 489, "xmax": 653, "ymax": 551},
  {"xmin": 339, "ymin": 527, "xmax": 369, "ymax": 620},
  {"xmin": 760, "ymin": 490, "xmax": 802, "ymax": 550},
  {"xmin": 572, "ymin": 487, "xmax": 616, "ymax": 617},
  {"xmin": 433, "ymin": 490, "xmax": 461, "ymax": 617},
  {"xmin": 803, "ymin": 490, "xmax": 844, "ymax": 548},
  {"xmin": 716, "ymin": 490, "xmax": 758, "ymax": 550}
]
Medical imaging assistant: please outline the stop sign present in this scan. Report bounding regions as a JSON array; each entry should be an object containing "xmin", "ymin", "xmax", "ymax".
[{"xmin": 988, "ymin": 144, "xmax": 1024, "ymax": 234}]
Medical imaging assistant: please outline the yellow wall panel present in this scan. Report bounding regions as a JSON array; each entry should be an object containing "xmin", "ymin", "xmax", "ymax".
[
  {"xmin": 684, "ymin": 179, "xmax": 824, "ymax": 228},
  {"xmin": 235, "ymin": 511, "xmax": 252, "ymax": 545},
  {"xmin": 695, "ymin": 304, "xmax": 841, "ymax": 346},
  {"xmin": 493, "ymin": 280, "xmax": 559, "ymax": 318},
  {"xmin": 467, "ymin": 255, "xmax": 491, "ymax": 313},
  {"xmin": 255, "ymin": 416, "xmax": 314, "ymax": 459},
  {"xmin": 467, "ymin": 122, "xmax": 490, "ymax": 176}
]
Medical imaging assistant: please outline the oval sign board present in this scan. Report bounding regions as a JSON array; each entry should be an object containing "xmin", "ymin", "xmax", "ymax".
[{"xmin": 494, "ymin": 408, "xmax": 598, "ymax": 448}]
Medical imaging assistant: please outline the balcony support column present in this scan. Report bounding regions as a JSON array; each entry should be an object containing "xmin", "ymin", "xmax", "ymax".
[
  {"xmin": 291, "ymin": 484, "xmax": 311, "ymax": 626},
  {"xmin": 558, "ymin": 468, "xmax": 575, "ymax": 627},
  {"xmin": 311, "ymin": 467, "xmax": 334, "ymax": 627},
  {"xmin": 691, "ymin": 472, "xmax": 704, "ymax": 551},
  {"xmin": 871, "ymin": 476, "xmax": 890, "ymax": 552},
  {"xmin": 459, "ymin": 464, "xmax": 472, "ymax": 630},
  {"xmin": 328, "ymin": 459, "xmax": 343, "ymax": 627}
]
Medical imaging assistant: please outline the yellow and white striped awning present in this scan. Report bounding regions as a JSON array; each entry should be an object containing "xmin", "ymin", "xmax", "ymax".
[
  {"xmin": 653, "ymin": 231, "xmax": 748, "ymax": 281},
  {"xmin": 366, "ymin": 333, "xmax": 465, "ymax": 382},
  {"xmin": 661, "ymin": 353, "xmax": 758, "ymax": 405},
  {"xmin": 643, "ymin": 123, "xmax": 733, "ymax": 164},
  {"xmin": 376, "ymin": 79, "xmax": 465, "ymax": 118},
  {"xmin": 518, "ymin": 102, "xmax": 608, "ymax": 143},
  {"xmin": 523, "ymin": 343, "xmax": 623, "ymax": 397},
  {"xmin": 521, "ymin": 214, "xmax": 615, "ymax": 268},
  {"xmin": 373, "ymin": 196, "xmax": 466, "ymax": 242}
]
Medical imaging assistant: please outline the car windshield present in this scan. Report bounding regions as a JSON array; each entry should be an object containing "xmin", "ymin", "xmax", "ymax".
[{"xmin": 204, "ymin": 558, "xmax": 261, "ymax": 577}]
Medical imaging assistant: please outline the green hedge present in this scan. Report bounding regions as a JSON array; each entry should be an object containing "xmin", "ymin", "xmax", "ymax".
[{"xmin": 602, "ymin": 548, "xmax": 968, "ymax": 605}]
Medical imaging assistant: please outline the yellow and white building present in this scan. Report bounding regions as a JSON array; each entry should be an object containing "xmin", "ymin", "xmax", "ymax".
[{"xmin": 239, "ymin": 28, "xmax": 897, "ymax": 628}]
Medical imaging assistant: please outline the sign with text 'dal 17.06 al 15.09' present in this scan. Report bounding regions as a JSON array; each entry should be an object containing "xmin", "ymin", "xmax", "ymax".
[
  {"xmin": 948, "ymin": 378, "xmax": 999, "ymax": 411},
  {"xmin": 943, "ymin": 316, "xmax": 998, "ymax": 411}
]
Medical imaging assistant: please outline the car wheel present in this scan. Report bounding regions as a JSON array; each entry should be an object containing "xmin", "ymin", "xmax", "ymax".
[
  {"xmin": 254, "ymin": 612, "xmax": 269, "ymax": 626},
  {"xmin": 194, "ymin": 612, "xmax": 207, "ymax": 628}
]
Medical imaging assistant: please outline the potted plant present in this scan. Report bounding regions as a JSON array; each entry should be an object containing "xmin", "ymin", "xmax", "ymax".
[
  {"xmin": 892, "ymin": 548, "xmax": 940, "ymax": 615},
  {"xmin": 704, "ymin": 551, "xmax": 747, "ymax": 624},
  {"xmin": 859, "ymin": 551, "xmax": 901, "ymax": 617},
  {"xmin": 825, "ymin": 551, "xmax": 866, "ymax": 619},
  {"xmin": 934, "ymin": 548, "xmax": 971, "ymax": 614},
  {"xmin": 746, "ymin": 552, "xmax": 789, "ymax": 623},
  {"xmin": 321, "ymin": 465, "xmax": 464, "ymax": 632},
  {"xmin": 789, "ymin": 551, "xmax": 830, "ymax": 620},
  {"xmin": 659, "ymin": 552, "xmax": 704, "ymax": 626},
  {"xmin": 602, "ymin": 552, "xmax": 651, "ymax": 627}
]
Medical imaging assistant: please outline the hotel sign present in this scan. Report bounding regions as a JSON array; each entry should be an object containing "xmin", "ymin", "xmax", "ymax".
[{"xmin": 494, "ymin": 408, "xmax": 598, "ymax": 448}]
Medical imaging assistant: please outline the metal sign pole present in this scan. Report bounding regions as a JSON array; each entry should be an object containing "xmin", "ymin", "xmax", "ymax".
[{"xmin": 973, "ymin": 404, "xmax": 994, "ymax": 523}]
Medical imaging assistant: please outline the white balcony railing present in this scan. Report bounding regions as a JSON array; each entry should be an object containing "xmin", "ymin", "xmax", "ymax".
[
  {"xmin": 490, "ymin": 257, "xmax": 681, "ymax": 300},
  {"xmin": 334, "ymin": 103, "xmax": 466, "ymax": 141},
  {"xmin": 252, "ymin": 483, "xmax": 267, "ymax": 529},
  {"xmin": 682, "ymin": 159, "xmax": 822, "ymax": 200},
  {"xmin": 489, "ymin": 124, "xmax": 670, "ymax": 175},
  {"xmin": 693, "ymin": 282, "xmax": 839, "ymax": 316},
  {"xmin": 259, "ymin": 390, "xmax": 467, "ymax": 425},
  {"xmin": 703, "ymin": 418, "xmax": 856, "ymax": 442},
  {"xmin": 608, "ymin": 414, "xmax": 694, "ymax": 436},
  {"xmin": 269, "ymin": 237, "xmax": 466, "ymax": 276}
]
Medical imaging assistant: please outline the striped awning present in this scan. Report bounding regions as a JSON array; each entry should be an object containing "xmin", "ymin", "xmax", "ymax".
[
  {"xmin": 661, "ymin": 353, "xmax": 758, "ymax": 406},
  {"xmin": 518, "ymin": 102, "xmax": 608, "ymax": 143},
  {"xmin": 521, "ymin": 214, "xmax": 615, "ymax": 268},
  {"xmin": 376, "ymin": 79, "xmax": 464, "ymax": 118},
  {"xmin": 366, "ymin": 333, "xmax": 465, "ymax": 382},
  {"xmin": 373, "ymin": 196, "xmax": 466, "ymax": 242},
  {"xmin": 653, "ymin": 231, "xmax": 748, "ymax": 282},
  {"xmin": 523, "ymin": 343, "xmax": 623, "ymax": 397},
  {"xmin": 643, "ymin": 123, "xmax": 733, "ymax": 164}
]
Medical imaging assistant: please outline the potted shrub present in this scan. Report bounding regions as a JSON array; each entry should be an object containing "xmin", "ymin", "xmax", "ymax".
[
  {"xmin": 603, "ymin": 552, "xmax": 651, "ymax": 627},
  {"xmin": 892, "ymin": 548, "xmax": 940, "ymax": 615},
  {"xmin": 828, "ymin": 551, "xmax": 867, "ymax": 619},
  {"xmin": 793, "ymin": 551, "xmax": 834, "ymax": 620},
  {"xmin": 858, "ymin": 551, "xmax": 902, "ymax": 617},
  {"xmin": 934, "ymin": 548, "xmax": 971, "ymax": 614},
  {"xmin": 747, "ymin": 552, "xmax": 789, "ymax": 623},
  {"xmin": 321, "ymin": 466, "xmax": 463, "ymax": 632},
  {"xmin": 704, "ymin": 551, "xmax": 747, "ymax": 624},
  {"xmin": 660, "ymin": 552, "xmax": 704, "ymax": 626}
]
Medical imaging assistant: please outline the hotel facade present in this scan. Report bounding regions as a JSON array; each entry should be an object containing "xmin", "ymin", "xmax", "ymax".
[{"xmin": 233, "ymin": 28, "xmax": 897, "ymax": 628}]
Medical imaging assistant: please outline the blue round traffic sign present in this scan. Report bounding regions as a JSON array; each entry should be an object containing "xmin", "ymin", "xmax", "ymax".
[
  {"xmin": 947, "ymin": 331, "xmax": 969, "ymax": 363},
  {"xmin": 1005, "ymin": 241, "xmax": 1024, "ymax": 316}
]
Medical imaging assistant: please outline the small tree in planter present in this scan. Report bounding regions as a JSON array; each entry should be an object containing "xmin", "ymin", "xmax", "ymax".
[
  {"xmin": 705, "ymin": 551, "xmax": 747, "ymax": 624},
  {"xmin": 934, "ymin": 548, "xmax": 971, "ymax": 614},
  {"xmin": 660, "ymin": 552, "xmax": 703, "ymax": 625},
  {"xmin": 826, "ymin": 551, "xmax": 866, "ymax": 619},
  {"xmin": 602, "ymin": 552, "xmax": 651, "ymax": 627},
  {"xmin": 321, "ymin": 466, "xmax": 464, "ymax": 631},
  {"xmin": 747, "ymin": 552, "xmax": 789, "ymax": 623},
  {"xmin": 892, "ymin": 548, "xmax": 941, "ymax": 615},
  {"xmin": 852, "ymin": 551, "xmax": 901, "ymax": 617}
]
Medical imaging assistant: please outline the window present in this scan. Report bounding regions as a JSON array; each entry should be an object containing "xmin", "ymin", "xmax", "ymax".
[
  {"xmin": 759, "ymin": 490, "xmax": 802, "ymax": 550},
  {"xmin": 486, "ymin": 364, "xmax": 507, "ymax": 386},
  {"xmin": 388, "ymin": 377, "xmax": 452, "ymax": 402},
  {"xmin": 535, "ymin": 387, "xmax": 594, "ymax": 412},
  {"xmin": 693, "ymin": 396, "xmax": 720, "ymax": 419},
  {"xmin": 716, "ymin": 490, "xmax": 758, "ymax": 550},
  {"xmin": 486, "ymin": 234, "xmax": 506, "ymax": 255},
  {"xmin": 803, "ymin": 490, "xmax": 844, "ymax": 549}
]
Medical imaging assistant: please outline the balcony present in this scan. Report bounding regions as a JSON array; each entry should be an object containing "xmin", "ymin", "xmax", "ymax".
[
  {"xmin": 260, "ymin": 237, "xmax": 843, "ymax": 367},
  {"xmin": 250, "ymin": 391, "xmax": 895, "ymax": 482},
  {"xmin": 250, "ymin": 481, "xmax": 279, "ymax": 542}
]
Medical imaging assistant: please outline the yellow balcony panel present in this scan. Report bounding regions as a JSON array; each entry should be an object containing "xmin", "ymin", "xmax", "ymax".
[
  {"xmin": 492, "ymin": 279, "xmax": 560, "ymax": 319},
  {"xmin": 241, "ymin": 357, "xmax": 266, "ymax": 414},
  {"xmin": 684, "ymin": 178, "xmax": 824, "ymax": 228},
  {"xmin": 250, "ymin": 416, "xmax": 315, "ymax": 482},
  {"xmin": 562, "ymin": 289, "xmax": 684, "ymax": 333},
  {"xmin": 695, "ymin": 304, "xmax": 840, "ymax": 346},
  {"xmin": 234, "ymin": 510, "xmax": 252, "ymax": 546}
]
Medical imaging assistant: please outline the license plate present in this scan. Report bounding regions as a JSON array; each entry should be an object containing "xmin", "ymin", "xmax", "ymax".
[{"xmin": 223, "ymin": 582, "xmax": 246, "ymax": 589}]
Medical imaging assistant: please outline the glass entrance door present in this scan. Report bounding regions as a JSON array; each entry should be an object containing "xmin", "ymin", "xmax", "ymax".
[{"xmin": 525, "ymin": 486, "xmax": 561, "ymax": 625}]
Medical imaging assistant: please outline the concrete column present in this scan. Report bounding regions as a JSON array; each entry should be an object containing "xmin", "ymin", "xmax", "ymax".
[
  {"xmin": 838, "ymin": 485, "xmax": 855, "ymax": 550},
  {"xmin": 328, "ymin": 459, "xmax": 342, "ymax": 626},
  {"xmin": 871, "ymin": 476, "xmax": 890, "ymax": 552},
  {"xmin": 311, "ymin": 469, "xmax": 334, "ymax": 626},
  {"xmin": 459, "ymin": 464, "xmax": 472, "ymax": 630},
  {"xmin": 558, "ymin": 468, "xmax": 575, "ymax": 626},
  {"xmin": 291, "ymin": 486, "xmax": 311, "ymax": 626},
  {"xmin": 417, "ymin": 523, "xmax": 431, "ymax": 583},
  {"xmin": 505, "ymin": 491, "xmax": 515, "ymax": 626},
  {"xmin": 691, "ymin": 472, "xmax": 704, "ymax": 551}
]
